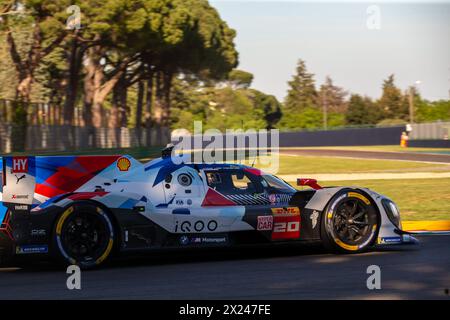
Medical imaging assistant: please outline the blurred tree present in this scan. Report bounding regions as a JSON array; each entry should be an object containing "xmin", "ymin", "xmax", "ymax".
[
  {"xmin": 346, "ymin": 94, "xmax": 380, "ymax": 125},
  {"xmin": 416, "ymin": 100, "xmax": 450, "ymax": 122},
  {"xmin": 227, "ymin": 69, "xmax": 253, "ymax": 89},
  {"xmin": 170, "ymin": 77, "xmax": 281, "ymax": 131},
  {"xmin": 203, "ymin": 87, "xmax": 260, "ymax": 131},
  {"xmin": 1, "ymin": 0, "xmax": 69, "ymax": 150},
  {"xmin": 279, "ymin": 59, "xmax": 317, "ymax": 129},
  {"xmin": 377, "ymin": 74, "xmax": 407, "ymax": 120},
  {"xmin": 318, "ymin": 76, "xmax": 347, "ymax": 129},
  {"xmin": 283, "ymin": 59, "xmax": 317, "ymax": 113},
  {"xmin": 0, "ymin": 28, "xmax": 22, "ymax": 101},
  {"xmin": 318, "ymin": 76, "xmax": 347, "ymax": 113},
  {"xmin": 376, "ymin": 118, "xmax": 407, "ymax": 126},
  {"xmin": 150, "ymin": 0, "xmax": 238, "ymax": 128},
  {"xmin": 327, "ymin": 113, "xmax": 346, "ymax": 128},
  {"xmin": 170, "ymin": 75, "xmax": 209, "ymax": 129},
  {"xmin": 62, "ymin": 29, "xmax": 83, "ymax": 126},
  {"xmin": 278, "ymin": 108, "xmax": 322, "ymax": 130},
  {"xmin": 249, "ymin": 89, "xmax": 282, "ymax": 129}
]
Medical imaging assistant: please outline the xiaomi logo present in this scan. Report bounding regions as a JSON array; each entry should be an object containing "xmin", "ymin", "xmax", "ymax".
[{"xmin": 12, "ymin": 157, "xmax": 28, "ymax": 173}]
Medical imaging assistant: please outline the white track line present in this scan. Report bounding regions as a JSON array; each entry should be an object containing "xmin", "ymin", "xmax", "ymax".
[
  {"xmin": 280, "ymin": 152, "xmax": 450, "ymax": 165},
  {"xmin": 279, "ymin": 172, "xmax": 450, "ymax": 181}
]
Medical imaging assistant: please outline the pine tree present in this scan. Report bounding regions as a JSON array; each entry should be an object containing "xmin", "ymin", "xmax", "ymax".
[
  {"xmin": 378, "ymin": 74, "xmax": 405, "ymax": 120},
  {"xmin": 318, "ymin": 76, "xmax": 348, "ymax": 113},
  {"xmin": 346, "ymin": 95, "xmax": 366, "ymax": 125},
  {"xmin": 284, "ymin": 59, "xmax": 317, "ymax": 113}
]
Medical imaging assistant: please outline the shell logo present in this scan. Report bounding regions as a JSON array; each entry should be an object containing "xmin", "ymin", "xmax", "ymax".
[{"xmin": 117, "ymin": 157, "xmax": 131, "ymax": 172}]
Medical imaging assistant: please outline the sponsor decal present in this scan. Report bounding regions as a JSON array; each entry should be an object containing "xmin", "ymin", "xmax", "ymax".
[
  {"xmin": 11, "ymin": 194, "xmax": 29, "ymax": 200},
  {"xmin": 175, "ymin": 220, "xmax": 218, "ymax": 233},
  {"xmin": 14, "ymin": 205, "xmax": 28, "ymax": 211},
  {"xmin": 271, "ymin": 207, "xmax": 300, "ymax": 216},
  {"xmin": 190, "ymin": 236, "xmax": 228, "ymax": 244},
  {"xmin": 272, "ymin": 221, "xmax": 300, "ymax": 238},
  {"xmin": 11, "ymin": 157, "xmax": 28, "ymax": 173},
  {"xmin": 257, "ymin": 215, "xmax": 273, "ymax": 231},
  {"xmin": 117, "ymin": 157, "xmax": 131, "ymax": 171},
  {"xmin": 377, "ymin": 236, "xmax": 402, "ymax": 244},
  {"xmin": 272, "ymin": 207, "xmax": 300, "ymax": 240},
  {"xmin": 14, "ymin": 174, "xmax": 26, "ymax": 184},
  {"xmin": 269, "ymin": 194, "xmax": 281, "ymax": 204},
  {"xmin": 176, "ymin": 199, "xmax": 184, "ymax": 205},
  {"xmin": 15, "ymin": 245, "xmax": 48, "ymax": 254},
  {"xmin": 271, "ymin": 207, "xmax": 301, "ymax": 240},
  {"xmin": 310, "ymin": 210, "xmax": 319, "ymax": 229},
  {"xmin": 31, "ymin": 229, "xmax": 46, "ymax": 237},
  {"xmin": 191, "ymin": 237, "xmax": 201, "ymax": 244},
  {"xmin": 172, "ymin": 208, "xmax": 190, "ymax": 215},
  {"xmin": 268, "ymin": 194, "xmax": 276, "ymax": 204},
  {"xmin": 187, "ymin": 199, "xmax": 192, "ymax": 205}
]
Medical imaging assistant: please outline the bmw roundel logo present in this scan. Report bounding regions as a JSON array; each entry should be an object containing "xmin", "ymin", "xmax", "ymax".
[{"xmin": 179, "ymin": 235, "xmax": 189, "ymax": 245}]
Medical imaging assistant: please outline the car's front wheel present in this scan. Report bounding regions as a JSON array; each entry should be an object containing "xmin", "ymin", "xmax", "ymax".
[
  {"xmin": 321, "ymin": 189, "xmax": 379, "ymax": 253},
  {"xmin": 52, "ymin": 202, "xmax": 115, "ymax": 269}
]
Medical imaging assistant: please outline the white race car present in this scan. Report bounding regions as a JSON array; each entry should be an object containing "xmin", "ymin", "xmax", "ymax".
[{"xmin": 0, "ymin": 147, "xmax": 417, "ymax": 269}]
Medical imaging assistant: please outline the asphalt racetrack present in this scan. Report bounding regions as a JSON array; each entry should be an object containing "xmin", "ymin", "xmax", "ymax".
[{"xmin": 0, "ymin": 235, "xmax": 448, "ymax": 299}]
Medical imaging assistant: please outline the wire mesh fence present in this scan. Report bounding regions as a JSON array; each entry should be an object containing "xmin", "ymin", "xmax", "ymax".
[
  {"xmin": 0, "ymin": 124, "xmax": 170, "ymax": 153},
  {"xmin": 0, "ymin": 99, "xmax": 171, "ymax": 153}
]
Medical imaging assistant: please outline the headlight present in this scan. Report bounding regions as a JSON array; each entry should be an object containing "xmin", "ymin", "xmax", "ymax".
[{"xmin": 382, "ymin": 199, "xmax": 401, "ymax": 228}]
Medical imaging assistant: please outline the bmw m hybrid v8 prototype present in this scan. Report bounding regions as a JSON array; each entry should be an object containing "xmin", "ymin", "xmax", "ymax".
[{"xmin": 0, "ymin": 148, "xmax": 417, "ymax": 269}]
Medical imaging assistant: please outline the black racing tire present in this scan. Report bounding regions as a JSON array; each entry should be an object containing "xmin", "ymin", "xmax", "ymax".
[
  {"xmin": 52, "ymin": 202, "xmax": 115, "ymax": 270},
  {"xmin": 320, "ymin": 189, "xmax": 379, "ymax": 254}
]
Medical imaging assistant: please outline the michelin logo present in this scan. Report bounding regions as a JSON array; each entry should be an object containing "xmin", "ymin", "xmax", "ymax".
[
  {"xmin": 16, "ymin": 245, "xmax": 49, "ymax": 254},
  {"xmin": 378, "ymin": 237, "xmax": 402, "ymax": 244}
]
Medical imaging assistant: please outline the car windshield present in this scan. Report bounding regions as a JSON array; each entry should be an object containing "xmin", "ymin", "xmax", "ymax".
[
  {"xmin": 205, "ymin": 169, "xmax": 263, "ymax": 194},
  {"xmin": 262, "ymin": 174, "xmax": 296, "ymax": 193}
]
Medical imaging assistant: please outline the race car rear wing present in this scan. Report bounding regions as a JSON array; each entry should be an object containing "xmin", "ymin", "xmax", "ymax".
[{"xmin": 0, "ymin": 155, "xmax": 140, "ymax": 208}]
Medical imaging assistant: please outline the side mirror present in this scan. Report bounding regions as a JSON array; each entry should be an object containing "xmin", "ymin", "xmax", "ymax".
[{"xmin": 297, "ymin": 178, "xmax": 322, "ymax": 190}]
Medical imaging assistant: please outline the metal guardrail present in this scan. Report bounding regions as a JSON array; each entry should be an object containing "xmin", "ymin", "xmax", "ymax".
[{"xmin": 410, "ymin": 121, "xmax": 450, "ymax": 140}]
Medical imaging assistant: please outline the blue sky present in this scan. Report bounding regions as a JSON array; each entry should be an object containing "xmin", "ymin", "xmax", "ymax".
[{"xmin": 211, "ymin": 0, "xmax": 450, "ymax": 102}]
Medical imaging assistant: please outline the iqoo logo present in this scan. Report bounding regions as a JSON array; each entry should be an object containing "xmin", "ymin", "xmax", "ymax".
[{"xmin": 175, "ymin": 220, "xmax": 218, "ymax": 233}]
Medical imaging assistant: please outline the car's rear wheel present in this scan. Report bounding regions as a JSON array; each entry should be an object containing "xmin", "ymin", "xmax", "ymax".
[
  {"xmin": 53, "ymin": 202, "xmax": 115, "ymax": 269},
  {"xmin": 321, "ymin": 189, "xmax": 379, "ymax": 253}
]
